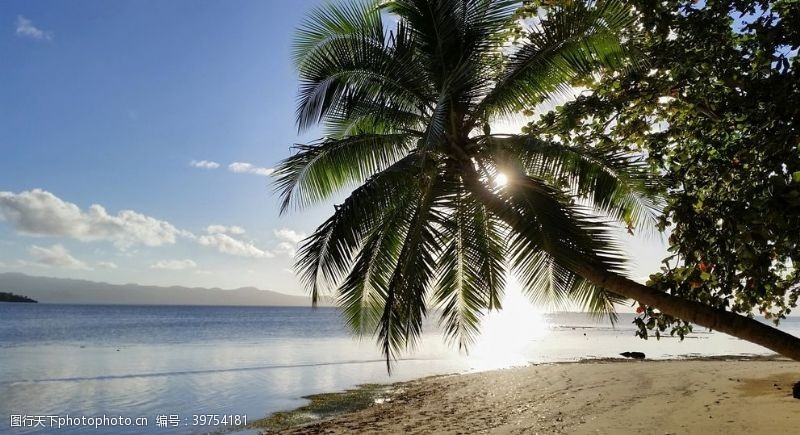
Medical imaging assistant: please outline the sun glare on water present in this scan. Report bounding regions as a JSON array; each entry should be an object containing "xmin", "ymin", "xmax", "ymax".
[{"xmin": 467, "ymin": 289, "xmax": 550, "ymax": 371}]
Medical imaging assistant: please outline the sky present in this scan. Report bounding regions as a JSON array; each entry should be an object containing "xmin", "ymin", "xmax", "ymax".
[{"xmin": 0, "ymin": 1, "xmax": 668, "ymax": 298}]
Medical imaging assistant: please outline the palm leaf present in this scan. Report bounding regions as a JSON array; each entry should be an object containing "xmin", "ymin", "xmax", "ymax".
[
  {"xmin": 378, "ymin": 170, "xmax": 445, "ymax": 370},
  {"xmin": 434, "ymin": 177, "xmax": 506, "ymax": 349},
  {"xmin": 274, "ymin": 133, "xmax": 416, "ymax": 213},
  {"xmin": 293, "ymin": 0, "xmax": 383, "ymax": 69},
  {"xmin": 474, "ymin": 0, "xmax": 635, "ymax": 122},
  {"xmin": 295, "ymin": 6, "xmax": 431, "ymax": 132},
  {"xmin": 294, "ymin": 153, "xmax": 431, "ymax": 304},
  {"xmin": 480, "ymin": 165, "xmax": 627, "ymax": 320},
  {"xmin": 486, "ymin": 135, "xmax": 663, "ymax": 234},
  {"xmin": 337, "ymin": 198, "xmax": 410, "ymax": 335}
]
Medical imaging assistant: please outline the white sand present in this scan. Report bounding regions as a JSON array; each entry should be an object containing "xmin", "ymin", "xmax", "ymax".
[{"xmin": 276, "ymin": 358, "xmax": 800, "ymax": 434}]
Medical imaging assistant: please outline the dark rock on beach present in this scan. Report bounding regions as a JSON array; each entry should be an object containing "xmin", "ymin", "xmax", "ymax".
[{"xmin": 620, "ymin": 352, "xmax": 646, "ymax": 360}]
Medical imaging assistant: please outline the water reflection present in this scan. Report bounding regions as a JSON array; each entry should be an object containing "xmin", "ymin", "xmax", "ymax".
[
  {"xmin": 1, "ymin": 303, "xmax": 796, "ymax": 435},
  {"xmin": 469, "ymin": 293, "xmax": 550, "ymax": 370}
]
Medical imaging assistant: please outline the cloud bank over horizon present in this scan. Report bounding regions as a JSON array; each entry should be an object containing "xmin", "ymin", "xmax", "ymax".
[
  {"xmin": 0, "ymin": 189, "xmax": 305, "ymax": 282},
  {"xmin": 0, "ymin": 189, "xmax": 184, "ymax": 249}
]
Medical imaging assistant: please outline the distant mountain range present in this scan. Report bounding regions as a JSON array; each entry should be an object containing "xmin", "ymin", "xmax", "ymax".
[{"xmin": 0, "ymin": 272, "xmax": 332, "ymax": 306}]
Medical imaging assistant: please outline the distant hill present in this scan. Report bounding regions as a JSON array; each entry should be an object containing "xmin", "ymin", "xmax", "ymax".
[
  {"xmin": 0, "ymin": 292, "xmax": 37, "ymax": 303},
  {"xmin": 0, "ymin": 272, "xmax": 331, "ymax": 306}
]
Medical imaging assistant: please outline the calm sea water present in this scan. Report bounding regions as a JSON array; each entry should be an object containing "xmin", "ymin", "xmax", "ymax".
[{"xmin": 1, "ymin": 303, "xmax": 797, "ymax": 434}]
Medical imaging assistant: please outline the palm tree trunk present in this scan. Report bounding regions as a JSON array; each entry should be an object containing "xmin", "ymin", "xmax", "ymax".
[
  {"xmin": 572, "ymin": 262, "xmax": 800, "ymax": 361},
  {"xmin": 460, "ymin": 164, "xmax": 800, "ymax": 361}
]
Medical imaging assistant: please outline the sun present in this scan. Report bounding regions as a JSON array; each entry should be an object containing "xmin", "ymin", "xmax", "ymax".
[{"xmin": 494, "ymin": 173, "xmax": 509, "ymax": 188}]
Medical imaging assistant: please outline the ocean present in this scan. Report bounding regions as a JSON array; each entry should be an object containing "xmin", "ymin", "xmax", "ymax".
[{"xmin": 1, "ymin": 303, "xmax": 797, "ymax": 434}]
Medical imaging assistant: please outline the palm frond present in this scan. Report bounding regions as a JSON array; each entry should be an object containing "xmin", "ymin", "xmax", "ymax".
[
  {"xmin": 293, "ymin": 0, "xmax": 383, "ymax": 69},
  {"xmin": 457, "ymin": 157, "xmax": 627, "ymax": 320},
  {"xmin": 486, "ymin": 135, "xmax": 663, "ymax": 234},
  {"xmin": 274, "ymin": 133, "xmax": 417, "ymax": 213},
  {"xmin": 294, "ymin": 153, "xmax": 431, "ymax": 304},
  {"xmin": 337, "ymin": 198, "xmax": 409, "ymax": 335},
  {"xmin": 510, "ymin": 250, "xmax": 623, "ymax": 322},
  {"xmin": 378, "ymin": 171, "xmax": 445, "ymax": 370},
  {"xmin": 474, "ymin": 0, "xmax": 635, "ymax": 122},
  {"xmin": 382, "ymin": 0, "xmax": 516, "ymax": 102},
  {"xmin": 295, "ymin": 5, "xmax": 430, "ymax": 132},
  {"xmin": 324, "ymin": 102, "xmax": 427, "ymax": 137},
  {"xmin": 486, "ymin": 167, "xmax": 627, "ymax": 320},
  {"xmin": 434, "ymin": 177, "xmax": 506, "ymax": 349}
]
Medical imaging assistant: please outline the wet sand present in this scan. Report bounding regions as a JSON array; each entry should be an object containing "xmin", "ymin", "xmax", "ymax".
[{"xmin": 267, "ymin": 358, "xmax": 800, "ymax": 434}]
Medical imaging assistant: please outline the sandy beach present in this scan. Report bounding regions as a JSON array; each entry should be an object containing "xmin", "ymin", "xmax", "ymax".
[{"xmin": 268, "ymin": 358, "xmax": 800, "ymax": 434}]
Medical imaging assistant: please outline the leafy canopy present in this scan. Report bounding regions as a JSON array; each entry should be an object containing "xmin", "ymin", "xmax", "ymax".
[
  {"xmin": 275, "ymin": 0, "xmax": 662, "ymax": 368},
  {"xmin": 530, "ymin": 0, "xmax": 800, "ymax": 338}
]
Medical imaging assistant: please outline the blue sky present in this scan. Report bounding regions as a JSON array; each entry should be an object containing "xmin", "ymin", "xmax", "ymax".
[
  {"xmin": 0, "ymin": 1, "xmax": 667, "ymax": 297},
  {"xmin": 0, "ymin": 0, "xmax": 334, "ymax": 293}
]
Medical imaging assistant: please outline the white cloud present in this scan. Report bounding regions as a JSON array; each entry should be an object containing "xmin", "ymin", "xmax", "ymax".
[
  {"xmin": 274, "ymin": 228, "xmax": 306, "ymax": 257},
  {"xmin": 189, "ymin": 160, "xmax": 220, "ymax": 169},
  {"xmin": 0, "ymin": 189, "xmax": 288, "ymax": 264},
  {"xmin": 198, "ymin": 233, "xmax": 274, "ymax": 258},
  {"xmin": 196, "ymin": 225, "xmax": 272, "ymax": 258},
  {"xmin": 15, "ymin": 16, "xmax": 52, "ymax": 41},
  {"xmin": 275, "ymin": 241, "xmax": 297, "ymax": 257},
  {"xmin": 206, "ymin": 224, "xmax": 245, "ymax": 235},
  {"xmin": 29, "ymin": 244, "xmax": 90, "ymax": 270},
  {"xmin": 228, "ymin": 162, "xmax": 274, "ymax": 177},
  {"xmin": 274, "ymin": 228, "xmax": 306, "ymax": 244},
  {"xmin": 97, "ymin": 261, "xmax": 118, "ymax": 269},
  {"xmin": 0, "ymin": 189, "xmax": 184, "ymax": 249},
  {"xmin": 150, "ymin": 259, "xmax": 197, "ymax": 270}
]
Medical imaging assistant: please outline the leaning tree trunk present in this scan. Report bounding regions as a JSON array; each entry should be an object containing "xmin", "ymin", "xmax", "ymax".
[
  {"xmin": 572, "ymin": 262, "xmax": 800, "ymax": 361},
  {"xmin": 460, "ymin": 163, "xmax": 800, "ymax": 361}
]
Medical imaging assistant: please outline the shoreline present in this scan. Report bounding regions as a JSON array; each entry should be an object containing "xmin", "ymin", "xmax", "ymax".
[{"xmin": 247, "ymin": 355, "xmax": 800, "ymax": 434}]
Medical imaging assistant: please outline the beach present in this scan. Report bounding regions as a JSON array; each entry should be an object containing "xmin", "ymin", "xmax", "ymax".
[{"xmin": 267, "ymin": 358, "xmax": 800, "ymax": 434}]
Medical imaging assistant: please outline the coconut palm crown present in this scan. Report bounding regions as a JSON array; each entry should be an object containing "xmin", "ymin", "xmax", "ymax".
[{"xmin": 274, "ymin": 0, "xmax": 661, "ymax": 369}]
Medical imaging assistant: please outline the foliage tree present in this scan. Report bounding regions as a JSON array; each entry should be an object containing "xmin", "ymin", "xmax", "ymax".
[
  {"xmin": 530, "ymin": 0, "xmax": 800, "ymax": 341},
  {"xmin": 274, "ymin": 0, "xmax": 800, "ymax": 368}
]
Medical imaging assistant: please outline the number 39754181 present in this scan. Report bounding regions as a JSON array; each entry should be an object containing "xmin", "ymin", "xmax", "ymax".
[{"xmin": 191, "ymin": 414, "xmax": 246, "ymax": 426}]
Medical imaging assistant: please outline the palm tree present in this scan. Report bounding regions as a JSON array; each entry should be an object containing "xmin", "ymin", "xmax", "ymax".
[{"xmin": 275, "ymin": 0, "xmax": 800, "ymax": 368}]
